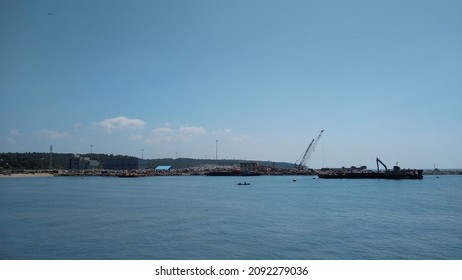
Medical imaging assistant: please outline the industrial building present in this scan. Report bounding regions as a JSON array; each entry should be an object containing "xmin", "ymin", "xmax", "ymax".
[
  {"xmin": 240, "ymin": 162, "xmax": 258, "ymax": 171},
  {"xmin": 155, "ymin": 166, "xmax": 172, "ymax": 171},
  {"xmin": 67, "ymin": 155, "xmax": 99, "ymax": 170},
  {"xmin": 103, "ymin": 158, "xmax": 148, "ymax": 170}
]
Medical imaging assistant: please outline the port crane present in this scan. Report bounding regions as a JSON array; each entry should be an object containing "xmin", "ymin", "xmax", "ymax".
[{"xmin": 295, "ymin": 130, "xmax": 324, "ymax": 170}]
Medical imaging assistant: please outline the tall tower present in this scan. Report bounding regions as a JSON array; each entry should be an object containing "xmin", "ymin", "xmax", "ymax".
[{"xmin": 49, "ymin": 145, "xmax": 53, "ymax": 169}]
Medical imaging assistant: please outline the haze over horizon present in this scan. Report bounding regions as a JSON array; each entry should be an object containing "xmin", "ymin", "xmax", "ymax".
[{"xmin": 1, "ymin": 0, "xmax": 461, "ymax": 169}]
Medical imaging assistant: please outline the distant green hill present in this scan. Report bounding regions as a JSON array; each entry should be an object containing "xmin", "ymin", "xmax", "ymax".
[
  {"xmin": 0, "ymin": 152, "xmax": 139, "ymax": 170},
  {"xmin": 148, "ymin": 158, "xmax": 294, "ymax": 169},
  {"xmin": 0, "ymin": 152, "xmax": 294, "ymax": 170}
]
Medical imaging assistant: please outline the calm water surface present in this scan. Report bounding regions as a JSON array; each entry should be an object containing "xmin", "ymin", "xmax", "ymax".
[{"xmin": 0, "ymin": 175, "xmax": 461, "ymax": 259}]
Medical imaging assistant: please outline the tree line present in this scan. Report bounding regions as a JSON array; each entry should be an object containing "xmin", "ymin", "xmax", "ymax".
[{"xmin": 0, "ymin": 152, "xmax": 293, "ymax": 170}]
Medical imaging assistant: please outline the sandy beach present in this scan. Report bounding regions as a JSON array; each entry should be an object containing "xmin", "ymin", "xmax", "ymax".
[{"xmin": 0, "ymin": 173, "xmax": 54, "ymax": 178}]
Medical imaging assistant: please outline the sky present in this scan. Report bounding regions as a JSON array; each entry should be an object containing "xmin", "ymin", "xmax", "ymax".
[{"xmin": 1, "ymin": 0, "xmax": 461, "ymax": 169}]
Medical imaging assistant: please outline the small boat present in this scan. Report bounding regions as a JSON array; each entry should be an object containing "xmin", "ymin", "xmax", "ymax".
[{"xmin": 237, "ymin": 182, "xmax": 251, "ymax": 186}]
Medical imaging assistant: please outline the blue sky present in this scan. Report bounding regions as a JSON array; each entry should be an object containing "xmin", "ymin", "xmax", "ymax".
[{"xmin": 1, "ymin": 0, "xmax": 461, "ymax": 168}]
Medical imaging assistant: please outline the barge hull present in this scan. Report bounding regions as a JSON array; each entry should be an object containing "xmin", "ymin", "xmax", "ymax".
[{"xmin": 317, "ymin": 171, "xmax": 423, "ymax": 180}]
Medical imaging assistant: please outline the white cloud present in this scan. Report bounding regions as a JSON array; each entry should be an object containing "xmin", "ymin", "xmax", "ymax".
[
  {"xmin": 147, "ymin": 127, "xmax": 174, "ymax": 144},
  {"xmin": 146, "ymin": 126, "xmax": 206, "ymax": 144},
  {"xmin": 10, "ymin": 129, "xmax": 20, "ymax": 136},
  {"xmin": 95, "ymin": 116, "xmax": 145, "ymax": 132},
  {"xmin": 178, "ymin": 126, "xmax": 206, "ymax": 136},
  {"xmin": 213, "ymin": 129, "xmax": 232, "ymax": 135},
  {"xmin": 38, "ymin": 129, "xmax": 68, "ymax": 139}
]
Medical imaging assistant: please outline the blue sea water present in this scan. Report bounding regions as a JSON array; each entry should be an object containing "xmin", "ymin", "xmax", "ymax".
[{"xmin": 0, "ymin": 175, "xmax": 461, "ymax": 260}]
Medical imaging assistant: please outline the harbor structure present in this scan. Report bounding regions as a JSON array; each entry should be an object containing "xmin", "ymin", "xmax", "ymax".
[
  {"xmin": 103, "ymin": 157, "xmax": 148, "ymax": 170},
  {"xmin": 240, "ymin": 162, "xmax": 258, "ymax": 171},
  {"xmin": 49, "ymin": 145, "xmax": 53, "ymax": 169},
  {"xmin": 155, "ymin": 166, "xmax": 172, "ymax": 171},
  {"xmin": 67, "ymin": 154, "xmax": 99, "ymax": 170}
]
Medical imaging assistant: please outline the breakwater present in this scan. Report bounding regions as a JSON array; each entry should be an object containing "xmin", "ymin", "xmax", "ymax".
[
  {"xmin": 2, "ymin": 168, "xmax": 461, "ymax": 178},
  {"xmin": 54, "ymin": 168, "xmax": 318, "ymax": 177}
]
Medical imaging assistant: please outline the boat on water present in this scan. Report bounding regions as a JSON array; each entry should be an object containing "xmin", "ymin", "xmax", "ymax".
[
  {"xmin": 317, "ymin": 158, "xmax": 423, "ymax": 180},
  {"xmin": 237, "ymin": 182, "xmax": 251, "ymax": 186}
]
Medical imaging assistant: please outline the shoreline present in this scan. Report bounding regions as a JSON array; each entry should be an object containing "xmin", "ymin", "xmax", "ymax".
[
  {"xmin": 0, "ymin": 173, "xmax": 54, "ymax": 178},
  {"xmin": 1, "ymin": 168, "xmax": 461, "ymax": 179}
]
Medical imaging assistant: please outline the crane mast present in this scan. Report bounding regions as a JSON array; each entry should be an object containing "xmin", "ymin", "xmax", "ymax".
[{"xmin": 295, "ymin": 130, "xmax": 324, "ymax": 169}]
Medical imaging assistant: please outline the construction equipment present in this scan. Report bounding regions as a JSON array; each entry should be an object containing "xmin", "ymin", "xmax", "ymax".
[
  {"xmin": 376, "ymin": 157, "xmax": 388, "ymax": 172},
  {"xmin": 295, "ymin": 130, "xmax": 324, "ymax": 169}
]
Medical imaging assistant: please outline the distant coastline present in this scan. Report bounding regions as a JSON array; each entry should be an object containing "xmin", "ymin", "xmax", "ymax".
[
  {"xmin": 0, "ymin": 172, "xmax": 54, "ymax": 178},
  {"xmin": 1, "ymin": 168, "xmax": 461, "ymax": 178}
]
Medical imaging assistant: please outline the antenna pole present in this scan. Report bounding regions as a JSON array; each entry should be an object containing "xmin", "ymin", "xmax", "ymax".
[{"xmin": 49, "ymin": 145, "xmax": 53, "ymax": 169}]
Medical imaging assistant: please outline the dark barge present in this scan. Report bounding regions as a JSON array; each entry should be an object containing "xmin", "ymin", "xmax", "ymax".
[{"xmin": 317, "ymin": 158, "xmax": 423, "ymax": 179}]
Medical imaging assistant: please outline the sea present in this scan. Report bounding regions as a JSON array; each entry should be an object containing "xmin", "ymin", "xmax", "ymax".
[{"xmin": 0, "ymin": 175, "xmax": 461, "ymax": 260}]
